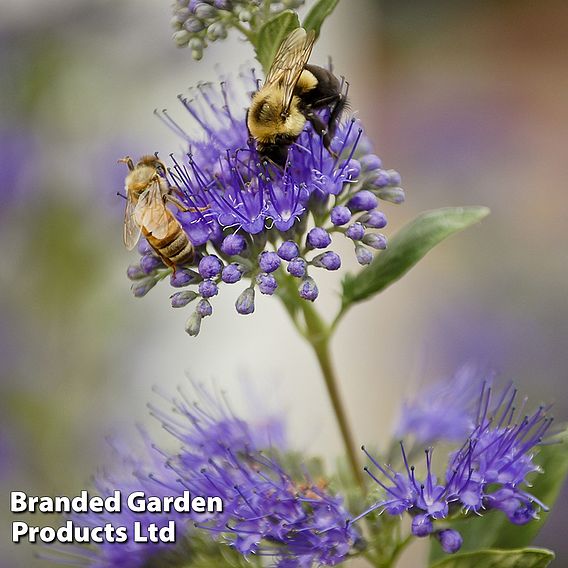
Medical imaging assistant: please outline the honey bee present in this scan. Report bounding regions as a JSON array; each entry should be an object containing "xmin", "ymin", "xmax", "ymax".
[
  {"xmin": 247, "ymin": 27, "xmax": 347, "ymax": 166},
  {"xmin": 120, "ymin": 155, "xmax": 196, "ymax": 269}
]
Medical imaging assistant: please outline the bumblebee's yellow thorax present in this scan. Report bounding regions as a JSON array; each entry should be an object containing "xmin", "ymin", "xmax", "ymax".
[{"xmin": 248, "ymin": 89, "xmax": 306, "ymax": 143}]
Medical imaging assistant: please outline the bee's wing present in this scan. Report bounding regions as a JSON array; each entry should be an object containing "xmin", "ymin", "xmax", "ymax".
[
  {"xmin": 134, "ymin": 179, "xmax": 170, "ymax": 240},
  {"xmin": 264, "ymin": 27, "xmax": 316, "ymax": 113},
  {"xmin": 123, "ymin": 194, "xmax": 142, "ymax": 250}
]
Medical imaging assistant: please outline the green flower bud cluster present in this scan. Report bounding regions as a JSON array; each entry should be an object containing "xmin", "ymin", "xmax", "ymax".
[{"xmin": 171, "ymin": 0, "xmax": 305, "ymax": 60}]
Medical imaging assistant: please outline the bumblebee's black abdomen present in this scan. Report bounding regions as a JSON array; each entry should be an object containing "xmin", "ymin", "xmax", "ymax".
[{"xmin": 299, "ymin": 64, "xmax": 342, "ymax": 108}]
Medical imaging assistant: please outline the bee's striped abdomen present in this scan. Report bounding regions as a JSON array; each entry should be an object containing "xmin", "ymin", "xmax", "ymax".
[{"xmin": 144, "ymin": 212, "xmax": 194, "ymax": 268}]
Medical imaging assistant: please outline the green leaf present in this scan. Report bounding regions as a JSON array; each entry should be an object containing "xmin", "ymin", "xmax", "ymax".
[
  {"xmin": 430, "ymin": 430, "xmax": 568, "ymax": 564},
  {"xmin": 303, "ymin": 0, "xmax": 340, "ymax": 39},
  {"xmin": 430, "ymin": 548, "xmax": 554, "ymax": 568},
  {"xmin": 341, "ymin": 206, "xmax": 490, "ymax": 308},
  {"xmin": 254, "ymin": 11, "xmax": 300, "ymax": 74}
]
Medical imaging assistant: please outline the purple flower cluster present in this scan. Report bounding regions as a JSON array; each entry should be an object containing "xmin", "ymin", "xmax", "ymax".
[
  {"xmin": 54, "ymin": 382, "xmax": 357, "ymax": 567},
  {"xmin": 171, "ymin": 0, "xmax": 305, "ymax": 59},
  {"xmin": 356, "ymin": 381, "xmax": 552, "ymax": 554},
  {"xmin": 127, "ymin": 75, "xmax": 403, "ymax": 335},
  {"xmin": 153, "ymin": 382, "xmax": 359, "ymax": 566}
]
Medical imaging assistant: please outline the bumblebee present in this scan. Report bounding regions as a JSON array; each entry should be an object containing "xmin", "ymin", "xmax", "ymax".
[
  {"xmin": 247, "ymin": 27, "xmax": 347, "ymax": 166},
  {"xmin": 120, "ymin": 155, "xmax": 196, "ymax": 269}
]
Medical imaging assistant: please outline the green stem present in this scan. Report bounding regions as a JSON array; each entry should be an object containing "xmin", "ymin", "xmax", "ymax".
[
  {"xmin": 305, "ymin": 312, "xmax": 364, "ymax": 489},
  {"xmin": 277, "ymin": 272, "xmax": 364, "ymax": 489}
]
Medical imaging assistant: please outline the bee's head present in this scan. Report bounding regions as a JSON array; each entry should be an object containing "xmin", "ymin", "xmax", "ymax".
[{"xmin": 137, "ymin": 155, "xmax": 167, "ymax": 176}]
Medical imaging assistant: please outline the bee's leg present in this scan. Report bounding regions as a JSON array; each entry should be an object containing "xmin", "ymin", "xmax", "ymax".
[
  {"xmin": 327, "ymin": 93, "xmax": 347, "ymax": 138},
  {"xmin": 305, "ymin": 112, "xmax": 336, "ymax": 158},
  {"xmin": 117, "ymin": 156, "xmax": 135, "ymax": 171},
  {"xmin": 165, "ymin": 193, "xmax": 209, "ymax": 214}
]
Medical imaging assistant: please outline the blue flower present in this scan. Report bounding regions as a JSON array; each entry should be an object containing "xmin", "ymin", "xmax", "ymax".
[
  {"xmin": 356, "ymin": 377, "xmax": 553, "ymax": 554},
  {"xmin": 127, "ymin": 74, "xmax": 404, "ymax": 335}
]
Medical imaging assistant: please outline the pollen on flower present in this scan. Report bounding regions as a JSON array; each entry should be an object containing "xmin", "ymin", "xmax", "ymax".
[{"xmin": 124, "ymin": 73, "xmax": 404, "ymax": 335}]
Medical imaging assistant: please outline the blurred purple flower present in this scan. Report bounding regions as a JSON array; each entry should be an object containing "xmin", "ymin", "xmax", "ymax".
[
  {"xmin": 396, "ymin": 365, "xmax": 493, "ymax": 443},
  {"xmin": 54, "ymin": 430, "xmax": 192, "ymax": 568},
  {"xmin": 0, "ymin": 126, "xmax": 39, "ymax": 212}
]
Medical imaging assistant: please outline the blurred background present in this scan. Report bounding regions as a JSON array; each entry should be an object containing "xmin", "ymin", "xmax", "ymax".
[{"xmin": 1, "ymin": 0, "xmax": 567, "ymax": 566}]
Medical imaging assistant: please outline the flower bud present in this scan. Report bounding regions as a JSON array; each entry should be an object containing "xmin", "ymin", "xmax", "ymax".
[
  {"xmin": 376, "ymin": 186, "xmax": 405, "ymax": 204},
  {"xmin": 127, "ymin": 264, "xmax": 145, "ymax": 280},
  {"xmin": 298, "ymin": 277, "xmax": 318, "ymax": 301},
  {"xmin": 235, "ymin": 287, "xmax": 255, "ymax": 315},
  {"xmin": 196, "ymin": 298, "xmax": 213, "ymax": 317},
  {"xmin": 307, "ymin": 227, "xmax": 331, "ymax": 249},
  {"xmin": 363, "ymin": 233, "xmax": 387, "ymax": 250},
  {"xmin": 131, "ymin": 278, "xmax": 157, "ymax": 298},
  {"xmin": 221, "ymin": 234, "xmax": 246, "ymax": 256},
  {"xmin": 194, "ymin": 3, "xmax": 217, "ymax": 18},
  {"xmin": 198, "ymin": 279, "xmax": 218, "ymax": 298},
  {"xmin": 346, "ymin": 223, "xmax": 365, "ymax": 241},
  {"xmin": 287, "ymin": 257, "xmax": 307, "ymax": 278},
  {"xmin": 185, "ymin": 311, "xmax": 202, "ymax": 336},
  {"xmin": 170, "ymin": 290, "xmax": 198, "ymax": 308},
  {"xmin": 359, "ymin": 209, "xmax": 387, "ymax": 229},
  {"xmin": 173, "ymin": 30, "xmax": 191, "ymax": 46},
  {"xmin": 184, "ymin": 17, "xmax": 205, "ymax": 32},
  {"xmin": 360, "ymin": 154, "xmax": 382, "ymax": 171},
  {"xmin": 207, "ymin": 22, "xmax": 227, "ymax": 40},
  {"xmin": 170, "ymin": 269, "xmax": 197, "ymax": 287},
  {"xmin": 221, "ymin": 263, "xmax": 243, "ymax": 284},
  {"xmin": 370, "ymin": 169, "xmax": 390, "ymax": 188},
  {"xmin": 198, "ymin": 255, "xmax": 223, "ymax": 278},
  {"xmin": 137, "ymin": 239, "xmax": 152, "ymax": 255},
  {"xmin": 355, "ymin": 245, "xmax": 373, "ymax": 266},
  {"xmin": 312, "ymin": 251, "xmax": 341, "ymax": 271},
  {"xmin": 411, "ymin": 514, "xmax": 433, "ymax": 537},
  {"xmin": 330, "ymin": 205, "xmax": 352, "ymax": 226},
  {"xmin": 347, "ymin": 190, "xmax": 378, "ymax": 212},
  {"xmin": 340, "ymin": 158, "xmax": 361, "ymax": 180},
  {"xmin": 386, "ymin": 169, "xmax": 402, "ymax": 186},
  {"xmin": 277, "ymin": 241, "xmax": 299, "ymax": 261},
  {"xmin": 258, "ymin": 251, "xmax": 281, "ymax": 273},
  {"xmin": 140, "ymin": 254, "xmax": 164, "ymax": 274},
  {"xmin": 437, "ymin": 529, "xmax": 462, "ymax": 554},
  {"xmin": 256, "ymin": 273, "xmax": 278, "ymax": 295}
]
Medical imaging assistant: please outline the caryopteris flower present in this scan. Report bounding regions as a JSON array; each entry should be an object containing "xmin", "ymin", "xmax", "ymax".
[
  {"xmin": 149, "ymin": 382, "xmax": 359, "ymax": 566},
  {"xmin": 355, "ymin": 379, "xmax": 553, "ymax": 554},
  {"xmin": 174, "ymin": 448, "xmax": 358, "ymax": 566},
  {"xmin": 126, "ymin": 73, "xmax": 404, "ymax": 335}
]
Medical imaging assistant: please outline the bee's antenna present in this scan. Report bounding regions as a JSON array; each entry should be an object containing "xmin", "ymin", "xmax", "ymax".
[{"xmin": 116, "ymin": 191, "xmax": 127, "ymax": 200}]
